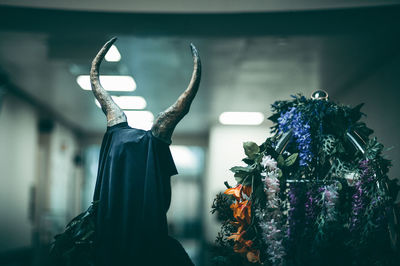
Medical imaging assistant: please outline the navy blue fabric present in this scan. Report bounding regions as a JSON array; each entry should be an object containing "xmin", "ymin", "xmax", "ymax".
[{"xmin": 93, "ymin": 122, "xmax": 193, "ymax": 266}]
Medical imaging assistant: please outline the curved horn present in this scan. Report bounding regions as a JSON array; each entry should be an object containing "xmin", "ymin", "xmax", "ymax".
[
  {"xmin": 151, "ymin": 43, "xmax": 202, "ymax": 144},
  {"xmin": 90, "ymin": 37, "xmax": 127, "ymax": 127}
]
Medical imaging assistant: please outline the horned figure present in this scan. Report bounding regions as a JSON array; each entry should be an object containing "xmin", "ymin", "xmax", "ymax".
[
  {"xmin": 91, "ymin": 37, "xmax": 201, "ymax": 143},
  {"xmin": 50, "ymin": 38, "xmax": 201, "ymax": 266}
]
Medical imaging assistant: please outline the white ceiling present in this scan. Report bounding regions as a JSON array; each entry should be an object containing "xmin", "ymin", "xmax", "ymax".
[
  {"xmin": 0, "ymin": 33, "xmax": 319, "ymax": 134},
  {"xmin": 0, "ymin": 0, "xmax": 399, "ymax": 13},
  {"xmin": 0, "ymin": 5, "xmax": 399, "ymax": 137}
]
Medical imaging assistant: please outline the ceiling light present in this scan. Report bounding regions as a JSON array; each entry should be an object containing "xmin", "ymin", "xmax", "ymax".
[
  {"xmin": 124, "ymin": 111, "xmax": 154, "ymax": 130},
  {"xmin": 77, "ymin": 75, "xmax": 136, "ymax": 91},
  {"xmin": 219, "ymin": 112, "xmax": 264, "ymax": 125},
  {"xmin": 95, "ymin": 96, "xmax": 147, "ymax": 110},
  {"xmin": 105, "ymin": 45, "xmax": 121, "ymax": 62}
]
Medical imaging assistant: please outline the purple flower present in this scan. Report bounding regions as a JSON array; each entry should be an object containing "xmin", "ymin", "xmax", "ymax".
[
  {"xmin": 287, "ymin": 184, "xmax": 305, "ymax": 242},
  {"xmin": 320, "ymin": 184, "xmax": 339, "ymax": 222},
  {"xmin": 350, "ymin": 177, "xmax": 366, "ymax": 231},
  {"xmin": 350, "ymin": 159, "xmax": 385, "ymax": 233},
  {"xmin": 278, "ymin": 107, "xmax": 313, "ymax": 167},
  {"xmin": 305, "ymin": 188, "xmax": 319, "ymax": 228}
]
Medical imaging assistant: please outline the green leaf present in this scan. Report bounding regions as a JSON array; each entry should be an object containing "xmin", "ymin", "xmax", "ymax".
[
  {"xmin": 234, "ymin": 171, "xmax": 247, "ymax": 179},
  {"xmin": 243, "ymin": 141, "xmax": 260, "ymax": 159},
  {"xmin": 242, "ymin": 158, "xmax": 254, "ymax": 165},
  {"xmin": 285, "ymin": 153, "xmax": 298, "ymax": 167},
  {"xmin": 230, "ymin": 165, "xmax": 254, "ymax": 173},
  {"xmin": 242, "ymin": 176, "xmax": 253, "ymax": 186},
  {"xmin": 336, "ymin": 143, "xmax": 345, "ymax": 154},
  {"xmin": 254, "ymin": 184, "xmax": 264, "ymax": 198},
  {"xmin": 277, "ymin": 155, "xmax": 285, "ymax": 167},
  {"xmin": 277, "ymin": 168, "xmax": 283, "ymax": 178},
  {"xmin": 234, "ymin": 174, "xmax": 253, "ymax": 186},
  {"xmin": 234, "ymin": 175, "xmax": 245, "ymax": 184},
  {"xmin": 254, "ymin": 184, "xmax": 266, "ymax": 205},
  {"xmin": 231, "ymin": 165, "xmax": 255, "ymax": 185}
]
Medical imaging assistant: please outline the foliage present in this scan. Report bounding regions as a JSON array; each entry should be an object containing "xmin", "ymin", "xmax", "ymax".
[
  {"xmin": 212, "ymin": 95, "xmax": 400, "ymax": 266},
  {"xmin": 49, "ymin": 202, "xmax": 98, "ymax": 266}
]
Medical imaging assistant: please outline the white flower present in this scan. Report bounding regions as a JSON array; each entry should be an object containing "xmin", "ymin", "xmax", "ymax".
[
  {"xmin": 268, "ymin": 170, "xmax": 280, "ymax": 179},
  {"xmin": 321, "ymin": 184, "xmax": 339, "ymax": 222},
  {"xmin": 261, "ymin": 155, "xmax": 278, "ymax": 170},
  {"xmin": 344, "ymin": 172, "xmax": 359, "ymax": 186},
  {"xmin": 256, "ymin": 156, "xmax": 286, "ymax": 266}
]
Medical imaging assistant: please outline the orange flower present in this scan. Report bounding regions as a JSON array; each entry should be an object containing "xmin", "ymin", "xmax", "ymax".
[
  {"xmin": 242, "ymin": 185, "xmax": 252, "ymax": 197},
  {"xmin": 224, "ymin": 184, "xmax": 252, "ymax": 201},
  {"xmin": 224, "ymin": 184, "xmax": 243, "ymax": 200},
  {"xmin": 227, "ymin": 230, "xmax": 246, "ymax": 242},
  {"xmin": 228, "ymin": 230, "xmax": 253, "ymax": 246},
  {"xmin": 243, "ymin": 239, "xmax": 253, "ymax": 248},
  {"xmin": 225, "ymin": 184, "xmax": 257, "ymax": 260},
  {"xmin": 231, "ymin": 200, "xmax": 251, "ymax": 224},
  {"xmin": 233, "ymin": 239, "xmax": 255, "ymax": 255},
  {"xmin": 230, "ymin": 221, "xmax": 242, "ymax": 227},
  {"xmin": 233, "ymin": 243, "xmax": 248, "ymax": 254},
  {"xmin": 246, "ymin": 250, "xmax": 260, "ymax": 263},
  {"xmin": 237, "ymin": 224, "xmax": 245, "ymax": 233}
]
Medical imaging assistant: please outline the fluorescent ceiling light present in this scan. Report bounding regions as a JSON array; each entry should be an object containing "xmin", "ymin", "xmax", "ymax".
[
  {"xmin": 219, "ymin": 112, "xmax": 264, "ymax": 125},
  {"xmin": 95, "ymin": 96, "xmax": 147, "ymax": 110},
  {"xmin": 77, "ymin": 75, "xmax": 136, "ymax": 91},
  {"xmin": 105, "ymin": 45, "xmax": 121, "ymax": 62},
  {"xmin": 125, "ymin": 111, "xmax": 154, "ymax": 130}
]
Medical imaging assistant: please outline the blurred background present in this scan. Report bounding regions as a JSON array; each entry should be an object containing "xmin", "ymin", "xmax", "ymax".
[{"xmin": 0, "ymin": 1, "xmax": 400, "ymax": 265}]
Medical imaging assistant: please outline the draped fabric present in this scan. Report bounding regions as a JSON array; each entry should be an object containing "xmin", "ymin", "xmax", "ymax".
[{"xmin": 93, "ymin": 122, "xmax": 193, "ymax": 266}]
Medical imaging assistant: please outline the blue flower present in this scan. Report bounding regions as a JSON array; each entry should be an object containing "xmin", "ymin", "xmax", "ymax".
[{"xmin": 278, "ymin": 107, "xmax": 313, "ymax": 167}]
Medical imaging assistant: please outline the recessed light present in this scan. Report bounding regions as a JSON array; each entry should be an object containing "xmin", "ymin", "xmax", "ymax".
[
  {"xmin": 105, "ymin": 45, "xmax": 121, "ymax": 62},
  {"xmin": 124, "ymin": 111, "xmax": 154, "ymax": 130},
  {"xmin": 219, "ymin": 112, "xmax": 264, "ymax": 125},
  {"xmin": 95, "ymin": 96, "xmax": 147, "ymax": 110},
  {"xmin": 77, "ymin": 75, "xmax": 136, "ymax": 91}
]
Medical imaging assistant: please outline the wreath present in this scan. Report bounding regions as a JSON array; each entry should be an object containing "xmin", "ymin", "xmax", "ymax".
[{"xmin": 212, "ymin": 92, "xmax": 400, "ymax": 266}]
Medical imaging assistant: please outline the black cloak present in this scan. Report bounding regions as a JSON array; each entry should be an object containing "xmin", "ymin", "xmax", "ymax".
[{"xmin": 93, "ymin": 122, "xmax": 193, "ymax": 266}]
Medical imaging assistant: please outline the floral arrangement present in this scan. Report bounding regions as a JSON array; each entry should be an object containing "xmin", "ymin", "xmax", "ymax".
[{"xmin": 211, "ymin": 94, "xmax": 400, "ymax": 266}]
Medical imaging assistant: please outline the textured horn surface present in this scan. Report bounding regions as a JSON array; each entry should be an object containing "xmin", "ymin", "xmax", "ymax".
[
  {"xmin": 151, "ymin": 43, "xmax": 202, "ymax": 144},
  {"xmin": 90, "ymin": 37, "xmax": 127, "ymax": 127}
]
